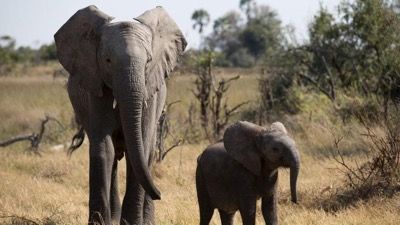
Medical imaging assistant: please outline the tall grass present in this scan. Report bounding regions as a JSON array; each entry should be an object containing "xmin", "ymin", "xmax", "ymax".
[{"xmin": 0, "ymin": 66, "xmax": 399, "ymax": 224}]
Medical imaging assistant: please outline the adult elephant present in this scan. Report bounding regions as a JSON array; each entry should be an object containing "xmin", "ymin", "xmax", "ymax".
[{"xmin": 54, "ymin": 5, "xmax": 186, "ymax": 225}]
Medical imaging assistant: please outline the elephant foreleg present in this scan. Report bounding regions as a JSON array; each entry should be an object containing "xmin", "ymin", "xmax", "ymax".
[
  {"xmin": 262, "ymin": 172, "xmax": 278, "ymax": 225},
  {"xmin": 143, "ymin": 141, "xmax": 157, "ymax": 224},
  {"xmin": 87, "ymin": 89, "xmax": 116, "ymax": 225},
  {"xmin": 143, "ymin": 194, "xmax": 155, "ymax": 224},
  {"xmin": 196, "ymin": 165, "xmax": 214, "ymax": 225},
  {"xmin": 110, "ymin": 158, "xmax": 121, "ymax": 223},
  {"xmin": 121, "ymin": 157, "xmax": 146, "ymax": 225},
  {"xmin": 110, "ymin": 127, "xmax": 124, "ymax": 223},
  {"xmin": 262, "ymin": 194, "xmax": 278, "ymax": 225},
  {"xmin": 88, "ymin": 135, "xmax": 114, "ymax": 225}
]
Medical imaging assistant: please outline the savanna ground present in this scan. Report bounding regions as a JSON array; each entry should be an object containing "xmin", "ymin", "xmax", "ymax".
[{"xmin": 0, "ymin": 63, "xmax": 399, "ymax": 225}]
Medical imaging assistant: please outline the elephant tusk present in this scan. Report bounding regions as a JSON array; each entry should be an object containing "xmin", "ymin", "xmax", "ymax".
[
  {"xmin": 144, "ymin": 100, "xmax": 148, "ymax": 109},
  {"xmin": 113, "ymin": 99, "xmax": 117, "ymax": 109}
]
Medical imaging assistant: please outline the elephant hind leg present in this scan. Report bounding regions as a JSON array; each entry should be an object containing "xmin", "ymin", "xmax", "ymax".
[
  {"xmin": 218, "ymin": 210, "xmax": 235, "ymax": 225},
  {"xmin": 196, "ymin": 165, "xmax": 214, "ymax": 225}
]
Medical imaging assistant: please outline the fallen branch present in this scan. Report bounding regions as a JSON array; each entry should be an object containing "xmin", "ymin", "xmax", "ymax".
[
  {"xmin": 0, "ymin": 134, "xmax": 37, "ymax": 147},
  {"xmin": 0, "ymin": 115, "xmax": 64, "ymax": 154}
]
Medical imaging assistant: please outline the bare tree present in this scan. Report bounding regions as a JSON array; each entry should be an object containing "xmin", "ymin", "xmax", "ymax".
[
  {"xmin": 210, "ymin": 75, "xmax": 249, "ymax": 139},
  {"xmin": 193, "ymin": 52, "xmax": 248, "ymax": 141},
  {"xmin": 192, "ymin": 52, "xmax": 213, "ymax": 138},
  {"xmin": 156, "ymin": 101, "xmax": 184, "ymax": 163}
]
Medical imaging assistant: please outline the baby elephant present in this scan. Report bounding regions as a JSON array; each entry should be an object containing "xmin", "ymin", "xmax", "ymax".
[{"xmin": 196, "ymin": 121, "xmax": 300, "ymax": 225}]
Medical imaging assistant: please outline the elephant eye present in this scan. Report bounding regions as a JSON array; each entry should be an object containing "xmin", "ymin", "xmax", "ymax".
[{"xmin": 106, "ymin": 58, "xmax": 111, "ymax": 63}]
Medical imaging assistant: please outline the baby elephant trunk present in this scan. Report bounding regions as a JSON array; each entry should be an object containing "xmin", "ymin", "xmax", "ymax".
[
  {"xmin": 288, "ymin": 145, "xmax": 300, "ymax": 204},
  {"xmin": 290, "ymin": 164, "xmax": 299, "ymax": 204}
]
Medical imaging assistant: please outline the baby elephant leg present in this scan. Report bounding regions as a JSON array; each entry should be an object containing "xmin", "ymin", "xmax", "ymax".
[
  {"xmin": 262, "ymin": 171, "xmax": 279, "ymax": 225},
  {"xmin": 196, "ymin": 167, "xmax": 214, "ymax": 225},
  {"xmin": 218, "ymin": 209, "xmax": 235, "ymax": 225},
  {"xmin": 239, "ymin": 201, "xmax": 256, "ymax": 225}
]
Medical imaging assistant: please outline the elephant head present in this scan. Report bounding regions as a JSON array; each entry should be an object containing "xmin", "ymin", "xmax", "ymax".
[
  {"xmin": 223, "ymin": 121, "xmax": 300, "ymax": 203},
  {"xmin": 54, "ymin": 5, "xmax": 187, "ymax": 200}
]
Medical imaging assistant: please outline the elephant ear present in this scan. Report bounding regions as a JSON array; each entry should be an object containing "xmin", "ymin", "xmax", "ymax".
[
  {"xmin": 223, "ymin": 121, "xmax": 266, "ymax": 176},
  {"xmin": 54, "ymin": 5, "xmax": 114, "ymax": 97},
  {"xmin": 269, "ymin": 121, "xmax": 288, "ymax": 135},
  {"xmin": 135, "ymin": 6, "xmax": 187, "ymax": 100}
]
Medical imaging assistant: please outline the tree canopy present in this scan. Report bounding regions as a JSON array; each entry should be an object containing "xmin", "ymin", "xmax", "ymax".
[{"xmin": 199, "ymin": 1, "xmax": 283, "ymax": 67}]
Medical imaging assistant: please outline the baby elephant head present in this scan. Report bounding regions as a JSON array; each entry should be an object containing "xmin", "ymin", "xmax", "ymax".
[{"xmin": 223, "ymin": 121, "xmax": 300, "ymax": 203}]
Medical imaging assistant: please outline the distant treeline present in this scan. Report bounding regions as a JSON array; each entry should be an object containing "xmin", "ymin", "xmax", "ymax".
[
  {"xmin": 0, "ymin": 35, "xmax": 56, "ymax": 62},
  {"xmin": 0, "ymin": 35, "xmax": 57, "ymax": 74}
]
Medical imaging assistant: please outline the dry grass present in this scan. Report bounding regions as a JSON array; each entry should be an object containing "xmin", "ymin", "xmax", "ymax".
[{"xmin": 0, "ymin": 65, "xmax": 399, "ymax": 224}]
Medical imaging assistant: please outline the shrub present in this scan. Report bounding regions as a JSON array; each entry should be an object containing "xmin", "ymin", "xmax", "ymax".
[
  {"xmin": 332, "ymin": 110, "xmax": 400, "ymax": 204},
  {"xmin": 258, "ymin": 69, "xmax": 301, "ymax": 118}
]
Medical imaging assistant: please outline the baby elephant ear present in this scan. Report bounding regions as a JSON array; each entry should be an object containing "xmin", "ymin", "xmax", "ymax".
[
  {"xmin": 54, "ymin": 5, "xmax": 114, "ymax": 96},
  {"xmin": 223, "ymin": 121, "xmax": 265, "ymax": 176},
  {"xmin": 269, "ymin": 121, "xmax": 288, "ymax": 134}
]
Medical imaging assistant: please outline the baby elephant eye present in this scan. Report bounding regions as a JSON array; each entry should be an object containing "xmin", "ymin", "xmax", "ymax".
[{"xmin": 272, "ymin": 147, "xmax": 280, "ymax": 153}]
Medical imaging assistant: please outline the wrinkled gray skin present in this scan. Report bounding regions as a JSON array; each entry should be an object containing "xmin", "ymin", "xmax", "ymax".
[
  {"xmin": 54, "ymin": 5, "xmax": 186, "ymax": 225},
  {"xmin": 196, "ymin": 121, "xmax": 300, "ymax": 225}
]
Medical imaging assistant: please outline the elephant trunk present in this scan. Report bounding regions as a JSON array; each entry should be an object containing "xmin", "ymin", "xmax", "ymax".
[
  {"xmin": 290, "ymin": 164, "xmax": 299, "ymax": 204},
  {"xmin": 289, "ymin": 148, "xmax": 300, "ymax": 204},
  {"xmin": 113, "ymin": 67, "xmax": 161, "ymax": 200}
]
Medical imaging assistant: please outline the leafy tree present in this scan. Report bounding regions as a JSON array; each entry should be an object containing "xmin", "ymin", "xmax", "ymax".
[
  {"xmin": 239, "ymin": 0, "xmax": 256, "ymax": 22},
  {"xmin": 304, "ymin": 0, "xmax": 400, "ymax": 107},
  {"xmin": 259, "ymin": 0, "xmax": 400, "ymax": 117},
  {"xmin": 207, "ymin": 11, "xmax": 242, "ymax": 50},
  {"xmin": 191, "ymin": 9, "xmax": 210, "ymax": 34},
  {"xmin": 0, "ymin": 36, "xmax": 16, "ymax": 63},
  {"xmin": 0, "ymin": 36, "xmax": 17, "ymax": 74},
  {"xmin": 240, "ymin": 5, "xmax": 282, "ymax": 63},
  {"xmin": 39, "ymin": 42, "xmax": 57, "ymax": 61},
  {"xmin": 201, "ymin": 3, "xmax": 283, "ymax": 67},
  {"xmin": 16, "ymin": 46, "xmax": 36, "ymax": 62},
  {"xmin": 205, "ymin": 10, "xmax": 252, "ymax": 67}
]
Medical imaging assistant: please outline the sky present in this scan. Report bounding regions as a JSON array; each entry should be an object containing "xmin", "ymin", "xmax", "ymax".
[{"xmin": 0, "ymin": 0, "xmax": 342, "ymax": 49}]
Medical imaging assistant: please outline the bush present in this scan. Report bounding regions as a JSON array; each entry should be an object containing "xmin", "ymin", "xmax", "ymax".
[
  {"xmin": 336, "ymin": 97, "xmax": 382, "ymax": 124},
  {"xmin": 331, "ymin": 110, "xmax": 400, "ymax": 207},
  {"xmin": 258, "ymin": 69, "xmax": 301, "ymax": 117}
]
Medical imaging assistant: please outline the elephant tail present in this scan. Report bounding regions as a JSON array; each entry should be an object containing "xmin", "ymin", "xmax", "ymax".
[{"xmin": 67, "ymin": 126, "xmax": 85, "ymax": 156}]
